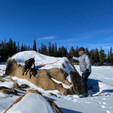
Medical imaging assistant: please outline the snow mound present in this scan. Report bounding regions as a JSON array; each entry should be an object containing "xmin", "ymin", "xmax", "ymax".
[
  {"xmin": 6, "ymin": 93, "xmax": 56, "ymax": 113},
  {"xmin": 12, "ymin": 50, "xmax": 75, "ymax": 74}
]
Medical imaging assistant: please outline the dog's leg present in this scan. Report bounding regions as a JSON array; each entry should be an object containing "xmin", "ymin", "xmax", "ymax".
[
  {"xmin": 29, "ymin": 68, "xmax": 32, "ymax": 79},
  {"xmin": 25, "ymin": 69, "xmax": 29, "ymax": 75},
  {"xmin": 22, "ymin": 67, "xmax": 26, "ymax": 76}
]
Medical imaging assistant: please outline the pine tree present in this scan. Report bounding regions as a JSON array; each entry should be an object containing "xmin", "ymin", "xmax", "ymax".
[
  {"xmin": 13, "ymin": 42, "xmax": 17, "ymax": 54},
  {"xmin": 21, "ymin": 43, "xmax": 26, "ymax": 51},
  {"xmin": 51, "ymin": 44, "xmax": 55, "ymax": 56},
  {"xmin": 57, "ymin": 48, "xmax": 62, "ymax": 57},
  {"xmin": 54, "ymin": 43, "xmax": 57, "ymax": 57},
  {"xmin": 27, "ymin": 45, "xmax": 31, "ymax": 50},
  {"xmin": 6, "ymin": 38, "xmax": 14, "ymax": 57},
  {"xmin": 75, "ymin": 46, "xmax": 79, "ymax": 57},
  {"xmin": 94, "ymin": 48, "xmax": 99, "ymax": 64},
  {"xmin": 40, "ymin": 43, "xmax": 47, "ymax": 55},
  {"xmin": 48, "ymin": 41, "xmax": 52, "ymax": 56},
  {"xmin": 33, "ymin": 40, "xmax": 37, "ymax": 51},
  {"xmin": 99, "ymin": 48, "xmax": 106, "ymax": 65},
  {"xmin": 61, "ymin": 46, "xmax": 68, "ymax": 57},
  {"xmin": 110, "ymin": 47, "xmax": 113, "ymax": 64},
  {"xmin": 17, "ymin": 42, "xmax": 20, "ymax": 52},
  {"xmin": 107, "ymin": 52, "xmax": 111, "ymax": 64},
  {"xmin": 112, "ymin": 53, "xmax": 113, "ymax": 64},
  {"xmin": 85, "ymin": 48, "xmax": 89, "ymax": 56},
  {"xmin": 69, "ymin": 46, "xmax": 76, "ymax": 56},
  {"xmin": 90, "ymin": 49, "xmax": 95, "ymax": 65}
]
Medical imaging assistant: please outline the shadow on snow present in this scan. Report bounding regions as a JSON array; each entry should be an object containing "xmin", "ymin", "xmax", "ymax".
[
  {"xmin": 61, "ymin": 108, "xmax": 82, "ymax": 113},
  {"xmin": 88, "ymin": 78, "xmax": 101, "ymax": 95}
]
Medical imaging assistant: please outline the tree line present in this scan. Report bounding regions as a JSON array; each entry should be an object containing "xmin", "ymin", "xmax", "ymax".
[{"xmin": 0, "ymin": 38, "xmax": 113, "ymax": 65}]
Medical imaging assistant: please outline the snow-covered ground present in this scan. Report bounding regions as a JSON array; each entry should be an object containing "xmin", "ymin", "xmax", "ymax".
[
  {"xmin": 0, "ymin": 51, "xmax": 113, "ymax": 113},
  {"xmin": 6, "ymin": 93, "xmax": 56, "ymax": 113},
  {"xmin": 53, "ymin": 65, "xmax": 113, "ymax": 113}
]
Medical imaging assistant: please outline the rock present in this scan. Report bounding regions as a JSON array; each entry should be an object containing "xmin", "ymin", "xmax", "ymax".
[
  {"xmin": 70, "ymin": 72, "xmax": 82, "ymax": 94},
  {"xmin": 26, "ymin": 90, "xmax": 42, "ymax": 95},
  {"xmin": 13, "ymin": 82, "xmax": 21, "ymax": 89},
  {"xmin": 0, "ymin": 78, "xmax": 5, "ymax": 82},
  {"xmin": 0, "ymin": 86, "xmax": 18, "ymax": 95},
  {"xmin": 4, "ymin": 93, "xmax": 63, "ymax": 113},
  {"xmin": 49, "ymin": 93, "xmax": 57, "ymax": 97},
  {"xmin": 5, "ymin": 58, "xmax": 82, "ymax": 95},
  {"xmin": 7, "ymin": 77, "xmax": 15, "ymax": 82},
  {"xmin": 45, "ymin": 96, "xmax": 63, "ymax": 113},
  {"xmin": 13, "ymin": 82, "xmax": 29, "ymax": 90},
  {"xmin": 48, "ymin": 68, "xmax": 70, "ymax": 85},
  {"xmin": 20, "ymin": 84, "xmax": 29, "ymax": 89}
]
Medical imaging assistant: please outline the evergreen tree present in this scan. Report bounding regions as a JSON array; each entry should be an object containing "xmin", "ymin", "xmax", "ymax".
[
  {"xmin": 48, "ymin": 41, "xmax": 52, "ymax": 56},
  {"xmin": 38, "ymin": 48, "xmax": 41, "ymax": 53},
  {"xmin": 6, "ymin": 38, "xmax": 15, "ymax": 57},
  {"xmin": 27, "ymin": 45, "xmax": 31, "ymax": 50},
  {"xmin": 51, "ymin": 44, "xmax": 55, "ymax": 56},
  {"xmin": 21, "ymin": 43, "xmax": 26, "ymax": 51},
  {"xmin": 0, "ymin": 38, "xmax": 112, "ymax": 65},
  {"xmin": 90, "ymin": 49, "xmax": 95, "ymax": 65},
  {"xmin": 69, "ymin": 46, "xmax": 76, "ymax": 56},
  {"xmin": 75, "ymin": 46, "xmax": 79, "ymax": 57},
  {"xmin": 40, "ymin": 43, "xmax": 47, "ymax": 55},
  {"xmin": 99, "ymin": 48, "xmax": 106, "ymax": 65},
  {"xmin": 13, "ymin": 42, "xmax": 17, "ymax": 54},
  {"xmin": 57, "ymin": 48, "xmax": 62, "ymax": 57},
  {"xmin": 110, "ymin": 47, "xmax": 113, "ymax": 64},
  {"xmin": 33, "ymin": 40, "xmax": 37, "ymax": 51},
  {"xmin": 54, "ymin": 43, "xmax": 58, "ymax": 57},
  {"xmin": 112, "ymin": 53, "xmax": 113, "ymax": 64},
  {"xmin": 107, "ymin": 52, "xmax": 111, "ymax": 64},
  {"xmin": 0, "ymin": 41, "xmax": 6, "ymax": 60},
  {"xmin": 94, "ymin": 48, "xmax": 99, "ymax": 64},
  {"xmin": 85, "ymin": 48, "xmax": 89, "ymax": 56},
  {"xmin": 17, "ymin": 42, "xmax": 20, "ymax": 52},
  {"xmin": 61, "ymin": 46, "xmax": 68, "ymax": 57}
]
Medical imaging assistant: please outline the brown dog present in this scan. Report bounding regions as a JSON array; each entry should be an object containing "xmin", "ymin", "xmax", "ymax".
[{"xmin": 22, "ymin": 58, "xmax": 35, "ymax": 76}]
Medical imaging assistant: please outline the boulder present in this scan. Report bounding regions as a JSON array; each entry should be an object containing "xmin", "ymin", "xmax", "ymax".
[
  {"xmin": 5, "ymin": 58, "xmax": 82, "ymax": 95},
  {"xmin": 4, "ymin": 93, "xmax": 63, "ymax": 113}
]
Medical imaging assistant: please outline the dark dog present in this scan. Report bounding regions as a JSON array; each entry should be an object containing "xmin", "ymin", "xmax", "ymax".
[{"xmin": 22, "ymin": 58, "xmax": 35, "ymax": 76}]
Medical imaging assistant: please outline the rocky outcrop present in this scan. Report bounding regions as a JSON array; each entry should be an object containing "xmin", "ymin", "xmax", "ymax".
[
  {"xmin": 4, "ymin": 93, "xmax": 63, "ymax": 113},
  {"xmin": 0, "ymin": 86, "xmax": 18, "ymax": 95},
  {"xmin": 5, "ymin": 58, "xmax": 82, "ymax": 95}
]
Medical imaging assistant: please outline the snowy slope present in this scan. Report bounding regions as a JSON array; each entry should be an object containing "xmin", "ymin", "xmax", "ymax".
[
  {"xmin": 0, "ymin": 51, "xmax": 113, "ymax": 113},
  {"xmin": 12, "ymin": 51, "xmax": 75, "ymax": 74},
  {"xmin": 6, "ymin": 93, "xmax": 56, "ymax": 113}
]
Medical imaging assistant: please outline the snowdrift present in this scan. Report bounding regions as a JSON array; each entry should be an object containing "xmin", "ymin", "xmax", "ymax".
[
  {"xmin": 5, "ymin": 51, "xmax": 82, "ymax": 95},
  {"xmin": 11, "ymin": 50, "xmax": 74, "ymax": 73},
  {"xmin": 5, "ymin": 93, "xmax": 62, "ymax": 113}
]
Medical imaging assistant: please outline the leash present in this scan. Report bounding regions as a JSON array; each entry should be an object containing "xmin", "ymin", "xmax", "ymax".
[{"xmin": 36, "ymin": 59, "xmax": 60, "ymax": 66}]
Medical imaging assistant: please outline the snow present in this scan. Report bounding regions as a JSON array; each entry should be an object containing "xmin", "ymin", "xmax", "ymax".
[
  {"xmin": 12, "ymin": 51, "xmax": 74, "ymax": 74},
  {"xmin": 51, "ymin": 78, "xmax": 72, "ymax": 89},
  {"xmin": 0, "ymin": 51, "xmax": 113, "ymax": 113},
  {"xmin": 6, "ymin": 93, "xmax": 56, "ymax": 113}
]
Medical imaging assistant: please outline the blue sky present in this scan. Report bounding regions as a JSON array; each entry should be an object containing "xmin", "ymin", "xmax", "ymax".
[{"xmin": 0, "ymin": 0, "xmax": 113, "ymax": 52}]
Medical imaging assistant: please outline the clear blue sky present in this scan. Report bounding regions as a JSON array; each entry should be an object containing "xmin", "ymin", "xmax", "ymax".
[{"xmin": 0, "ymin": 0, "xmax": 113, "ymax": 52}]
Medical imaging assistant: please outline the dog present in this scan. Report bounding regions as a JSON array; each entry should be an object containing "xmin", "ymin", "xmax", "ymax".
[{"xmin": 22, "ymin": 58, "xmax": 35, "ymax": 76}]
